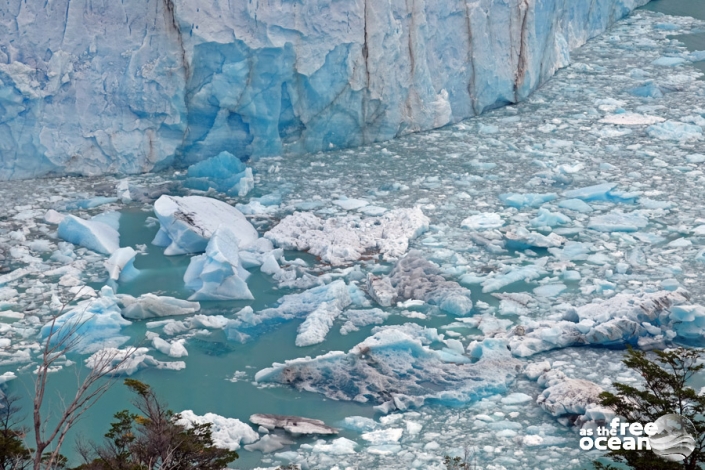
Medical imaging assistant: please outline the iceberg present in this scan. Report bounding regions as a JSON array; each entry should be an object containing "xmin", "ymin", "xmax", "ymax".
[
  {"xmin": 224, "ymin": 279, "xmax": 352, "ymax": 343},
  {"xmin": 57, "ymin": 215, "xmax": 120, "ymax": 255},
  {"xmin": 85, "ymin": 347, "xmax": 186, "ymax": 376},
  {"xmin": 265, "ymin": 208, "xmax": 429, "ymax": 266},
  {"xmin": 104, "ymin": 247, "xmax": 140, "ymax": 282},
  {"xmin": 183, "ymin": 227, "xmax": 253, "ymax": 301},
  {"xmin": 177, "ymin": 411, "xmax": 259, "ymax": 451},
  {"xmin": 40, "ymin": 286, "xmax": 131, "ymax": 354},
  {"xmin": 256, "ymin": 325, "xmax": 521, "ymax": 409},
  {"xmin": 118, "ymin": 293, "xmax": 200, "ymax": 320},
  {"xmin": 0, "ymin": 0, "xmax": 649, "ymax": 180},
  {"xmin": 505, "ymin": 290, "xmax": 705, "ymax": 357},
  {"xmin": 152, "ymin": 195, "xmax": 258, "ymax": 255}
]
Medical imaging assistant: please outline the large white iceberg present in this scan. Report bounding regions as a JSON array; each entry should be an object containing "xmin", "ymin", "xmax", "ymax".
[{"xmin": 152, "ymin": 195, "xmax": 258, "ymax": 255}]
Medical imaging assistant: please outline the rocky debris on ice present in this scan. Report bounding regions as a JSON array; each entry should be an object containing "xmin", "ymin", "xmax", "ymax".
[
  {"xmin": 367, "ymin": 251, "xmax": 472, "ymax": 316},
  {"xmin": 250, "ymin": 414, "xmax": 338, "ymax": 435},
  {"xmin": 184, "ymin": 151, "xmax": 254, "ymax": 197},
  {"xmin": 85, "ymin": 347, "xmax": 186, "ymax": 376},
  {"xmin": 536, "ymin": 369, "xmax": 604, "ymax": 417},
  {"xmin": 117, "ymin": 293, "xmax": 200, "ymax": 320},
  {"xmin": 152, "ymin": 195, "xmax": 258, "ymax": 255},
  {"xmin": 264, "ymin": 208, "xmax": 429, "ymax": 266},
  {"xmin": 57, "ymin": 214, "xmax": 120, "ymax": 255},
  {"xmin": 40, "ymin": 286, "xmax": 131, "ymax": 354},
  {"xmin": 104, "ymin": 247, "xmax": 140, "ymax": 282},
  {"xmin": 177, "ymin": 410, "xmax": 259, "ymax": 451},
  {"xmin": 184, "ymin": 227, "xmax": 253, "ymax": 300},
  {"xmin": 504, "ymin": 290, "xmax": 701, "ymax": 357},
  {"xmin": 255, "ymin": 325, "xmax": 520, "ymax": 410}
]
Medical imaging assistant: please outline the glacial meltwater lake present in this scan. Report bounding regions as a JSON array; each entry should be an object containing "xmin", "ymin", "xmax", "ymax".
[{"xmin": 2, "ymin": 2, "xmax": 705, "ymax": 469}]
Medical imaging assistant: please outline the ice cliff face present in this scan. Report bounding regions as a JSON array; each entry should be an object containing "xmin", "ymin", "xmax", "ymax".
[{"xmin": 0, "ymin": 0, "xmax": 649, "ymax": 179}]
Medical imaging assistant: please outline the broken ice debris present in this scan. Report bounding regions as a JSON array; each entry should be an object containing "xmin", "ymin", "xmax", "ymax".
[{"xmin": 264, "ymin": 208, "xmax": 429, "ymax": 265}]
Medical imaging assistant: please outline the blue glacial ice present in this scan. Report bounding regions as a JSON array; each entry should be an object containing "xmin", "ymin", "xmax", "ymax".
[
  {"xmin": 184, "ymin": 151, "xmax": 253, "ymax": 197},
  {"xmin": 104, "ymin": 247, "xmax": 140, "ymax": 283},
  {"xmin": 0, "ymin": 0, "xmax": 649, "ymax": 179},
  {"xmin": 183, "ymin": 227, "xmax": 254, "ymax": 301},
  {"xmin": 40, "ymin": 286, "xmax": 131, "ymax": 354},
  {"xmin": 57, "ymin": 214, "xmax": 120, "ymax": 255},
  {"xmin": 152, "ymin": 195, "xmax": 258, "ymax": 255}
]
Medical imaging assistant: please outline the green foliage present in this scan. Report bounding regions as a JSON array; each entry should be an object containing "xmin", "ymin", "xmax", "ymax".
[
  {"xmin": 594, "ymin": 347, "xmax": 705, "ymax": 470},
  {"xmin": 74, "ymin": 380, "xmax": 238, "ymax": 470},
  {"xmin": 0, "ymin": 394, "xmax": 32, "ymax": 470}
]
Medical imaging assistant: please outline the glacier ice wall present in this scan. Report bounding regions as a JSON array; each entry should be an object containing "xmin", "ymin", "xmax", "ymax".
[{"xmin": 0, "ymin": 0, "xmax": 649, "ymax": 179}]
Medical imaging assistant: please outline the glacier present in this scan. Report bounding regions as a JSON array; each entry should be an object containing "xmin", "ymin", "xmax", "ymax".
[{"xmin": 0, "ymin": 0, "xmax": 649, "ymax": 180}]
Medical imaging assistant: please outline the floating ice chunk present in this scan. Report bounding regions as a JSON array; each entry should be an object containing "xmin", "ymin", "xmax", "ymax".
[
  {"xmin": 588, "ymin": 211, "xmax": 648, "ymax": 232},
  {"xmin": 667, "ymin": 238, "xmax": 692, "ymax": 248},
  {"xmin": 533, "ymin": 284, "xmax": 566, "ymax": 298},
  {"xmin": 58, "ymin": 215, "xmax": 120, "ymax": 255},
  {"xmin": 184, "ymin": 227, "xmax": 253, "ymax": 301},
  {"xmin": 530, "ymin": 209, "xmax": 570, "ymax": 228},
  {"xmin": 244, "ymin": 434, "xmax": 294, "ymax": 453},
  {"xmin": 177, "ymin": 410, "xmax": 259, "ymax": 450},
  {"xmin": 40, "ymin": 286, "xmax": 131, "ymax": 354},
  {"xmin": 481, "ymin": 264, "xmax": 546, "ymax": 293},
  {"xmin": 62, "ymin": 197, "xmax": 118, "ymax": 211},
  {"xmin": 688, "ymin": 51, "xmax": 705, "ymax": 62},
  {"xmin": 461, "ymin": 213, "xmax": 504, "ymax": 230},
  {"xmin": 333, "ymin": 198, "xmax": 369, "ymax": 210},
  {"xmin": 184, "ymin": 151, "xmax": 253, "ymax": 197},
  {"xmin": 226, "ymin": 280, "xmax": 351, "ymax": 342},
  {"xmin": 361, "ymin": 428, "xmax": 403, "ymax": 445},
  {"xmin": 0, "ymin": 371, "xmax": 17, "ymax": 385},
  {"xmin": 366, "ymin": 275, "xmax": 397, "ymax": 307},
  {"xmin": 340, "ymin": 308, "xmax": 391, "ymax": 335},
  {"xmin": 537, "ymin": 373, "xmax": 603, "ymax": 417},
  {"xmin": 296, "ymin": 302, "xmax": 342, "ymax": 347},
  {"xmin": 558, "ymin": 199, "xmax": 593, "ymax": 213},
  {"xmin": 104, "ymin": 247, "xmax": 140, "ymax": 282},
  {"xmin": 152, "ymin": 337, "xmax": 188, "ymax": 357},
  {"xmin": 563, "ymin": 183, "xmax": 618, "ymax": 202},
  {"xmin": 265, "ymin": 208, "xmax": 428, "ymax": 265},
  {"xmin": 85, "ymin": 347, "xmax": 185, "ymax": 376},
  {"xmin": 256, "ymin": 327, "xmax": 520, "ymax": 409},
  {"xmin": 153, "ymin": 195, "xmax": 258, "ymax": 255},
  {"xmin": 250, "ymin": 414, "xmax": 338, "ymax": 435},
  {"xmin": 311, "ymin": 437, "xmax": 358, "ymax": 455},
  {"xmin": 118, "ymin": 294, "xmax": 200, "ymax": 319},
  {"xmin": 506, "ymin": 290, "xmax": 698, "ymax": 357},
  {"xmin": 647, "ymin": 121, "xmax": 703, "ymax": 142},
  {"xmin": 498, "ymin": 193, "xmax": 557, "ymax": 208},
  {"xmin": 524, "ymin": 361, "xmax": 551, "ymax": 380},
  {"xmin": 44, "ymin": 209, "xmax": 66, "ymax": 225},
  {"xmin": 341, "ymin": 416, "xmax": 377, "ymax": 432},
  {"xmin": 651, "ymin": 57, "xmax": 686, "ymax": 67},
  {"xmin": 599, "ymin": 113, "xmax": 665, "ymax": 125},
  {"xmin": 505, "ymin": 227, "xmax": 565, "ymax": 249},
  {"xmin": 501, "ymin": 393, "xmax": 532, "ymax": 405},
  {"xmin": 628, "ymin": 82, "xmax": 664, "ymax": 98},
  {"xmin": 385, "ymin": 251, "xmax": 473, "ymax": 316}
]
